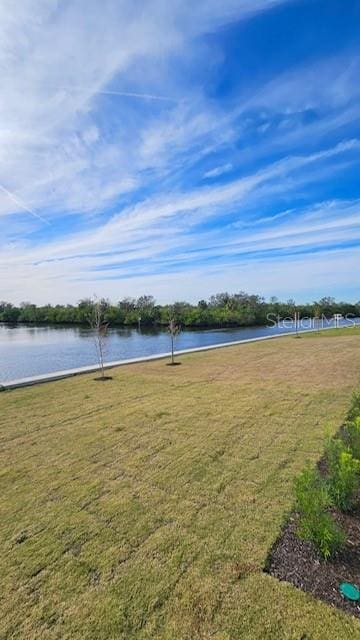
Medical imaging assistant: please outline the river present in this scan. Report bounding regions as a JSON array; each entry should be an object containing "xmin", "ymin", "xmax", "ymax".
[{"xmin": 0, "ymin": 318, "xmax": 358, "ymax": 382}]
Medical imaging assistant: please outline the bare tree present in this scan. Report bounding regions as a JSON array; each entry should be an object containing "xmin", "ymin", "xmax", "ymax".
[
  {"xmin": 168, "ymin": 317, "xmax": 181, "ymax": 365},
  {"xmin": 313, "ymin": 304, "xmax": 321, "ymax": 332},
  {"xmin": 294, "ymin": 309, "xmax": 299, "ymax": 338},
  {"xmin": 88, "ymin": 297, "xmax": 110, "ymax": 380}
]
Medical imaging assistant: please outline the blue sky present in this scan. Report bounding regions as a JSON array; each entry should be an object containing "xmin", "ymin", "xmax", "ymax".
[{"xmin": 1, "ymin": 0, "xmax": 359, "ymax": 304}]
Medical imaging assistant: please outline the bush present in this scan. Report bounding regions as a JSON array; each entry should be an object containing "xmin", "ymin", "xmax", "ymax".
[
  {"xmin": 309, "ymin": 511, "xmax": 345, "ymax": 560},
  {"xmin": 344, "ymin": 416, "xmax": 360, "ymax": 460},
  {"xmin": 295, "ymin": 465, "xmax": 329, "ymax": 514},
  {"xmin": 348, "ymin": 391, "xmax": 360, "ymax": 422},
  {"xmin": 295, "ymin": 465, "xmax": 344, "ymax": 559},
  {"xmin": 325, "ymin": 438, "xmax": 360, "ymax": 512},
  {"xmin": 324, "ymin": 437, "xmax": 344, "ymax": 473}
]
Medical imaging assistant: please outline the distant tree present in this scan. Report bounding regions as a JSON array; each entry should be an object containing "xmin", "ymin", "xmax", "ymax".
[
  {"xmin": 77, "ymin": 298, "xmax": 95, "ymax": 323},
  {"xmin": 136, "ymin": 295, "xmax": 155, "ymax": 310},
  {"xmin": 19, "ymin": 302, "xmax": 38, "ymax": 323},
  {"xmin": 316, "ymin": 297, "xmax": 336, "ymax": 317},
  {"xmin": 118, "ymin": 297, "xmax": 136, "ymax": 313},
  {"xmin": 209, "ymin": 292, "xmax": 231, "ymax": 308},
  {"xmin": 0, "ymin": 293, "xmax": 358, "ymax": 330},
  {"xmin": 0, "ymin": 302, "xmax": 20, "ymax": 323},
  {"xmin": 135, "ymin": 295, "xmax": 157, "ymax": 325}
]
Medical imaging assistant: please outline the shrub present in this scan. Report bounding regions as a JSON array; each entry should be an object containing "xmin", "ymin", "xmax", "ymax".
[
  {"xmin": 348, "ymin": 391, "xmax": 360, "ymax": 422},
  {"xmin": 325, "ymin": 438, "xmax": 360, "ymax": 511},
  {"xmin": 295, "ymin": 465, "xmax": 344, "ymax": 559},
  {"xmin": 295, "ymin": 465, "xmax": 329, "ymax": 514},
  {"xmin": 309, "ymin": 511, "xmax": 345, "ymax": 560},
  {"xmin": 324, "ymin": 436, "xmax": 344, "ymax": 474},
  {"xmin": 344, "ymin": 416, "xmax": 360, "ymax": 460}
]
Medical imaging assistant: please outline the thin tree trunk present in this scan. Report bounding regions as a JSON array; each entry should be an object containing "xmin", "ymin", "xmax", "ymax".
[{"xmin": 99, "ymin": 338, "xmax": 105, "ymax": 378}]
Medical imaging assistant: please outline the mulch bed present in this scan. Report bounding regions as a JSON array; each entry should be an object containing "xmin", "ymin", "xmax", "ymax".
[{"xmin": 265, "ymin": 448, "xmax": 360, "ymax": 617}]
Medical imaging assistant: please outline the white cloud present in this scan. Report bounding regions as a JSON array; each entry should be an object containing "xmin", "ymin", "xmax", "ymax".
[
  {"xmin": 0, "ymin": 0, "xmax": 291, "ymax": 222},
  {"xmin": 0, "ymin": 0, "xmax": 359, "ymax": 304},
  {"xmin": 2, "ymin": 138, "xmax": 355, "ymax": 266},
  {"xmin": 248, "ymin": 54, "xmax": 360, "ymax": 113},
  {"xmin": 0, "ymin": 184, "xmax": 50, "ymax": 224},
  {"xmin": 203, "ymin": 163, "xmax": 233, "ymax": 178},
  {"xmin": 0, "ymin": 142, "xmax": 359, "ymax": 303}
]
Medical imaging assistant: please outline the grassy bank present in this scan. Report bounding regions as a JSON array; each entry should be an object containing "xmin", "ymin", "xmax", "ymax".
[
  {"xmin": 302, "ymin": 325, "xmax": 360, "ymax": 338},
  {"xmin": 1, "ymin": 331, "xmax": 360, "ymax": 639}
]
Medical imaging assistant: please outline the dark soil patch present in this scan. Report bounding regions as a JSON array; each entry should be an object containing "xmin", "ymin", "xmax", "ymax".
[{"xmin": 265, "ymin": 506, "xmax": 360, "ymax": 617}]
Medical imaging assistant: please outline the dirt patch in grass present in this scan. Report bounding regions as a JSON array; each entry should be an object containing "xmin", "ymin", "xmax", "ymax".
[{"xmin": 266, "ymin": 507, "xmax": 360, "ymax": 618}]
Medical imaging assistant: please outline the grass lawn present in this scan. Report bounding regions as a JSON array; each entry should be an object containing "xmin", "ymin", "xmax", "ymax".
[
  {"xmin": 1, "ymin": 329, "xmax": 360, "ymax": 639},
  {"xmin": 302, "ymin": 325, "xmax": 360, "ymax": 338}
]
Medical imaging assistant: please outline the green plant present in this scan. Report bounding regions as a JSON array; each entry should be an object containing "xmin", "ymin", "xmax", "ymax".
[
  {"xmin": 324, "ymin": 436, "xmax": 344, "ymax": 472},
  {"xmin": 295, "ymin": 465, "xmax": 344, "ymax": 559},
  {"xmin": 325, "ymin": 438, "xmax": 360, "ymax": 511},
  {"xmin": 345, "ymin": 416, "xmax": 360, "ymax": 460},
  {"xmin": 310, "ymin": 511, "xmax": 345, "ymax": 560},
  {"xmin": 295, "ymin": 465, "xmax": 328, "ymax": 513},
  {"xmin": 348, "ymin": 391, "xmax": 360, "ymax": 422}
]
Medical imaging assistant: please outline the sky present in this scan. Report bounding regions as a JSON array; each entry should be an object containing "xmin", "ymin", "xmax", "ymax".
[{"xmin": 1, "ymin": 0, "xmax": 359, "ymax": 305}]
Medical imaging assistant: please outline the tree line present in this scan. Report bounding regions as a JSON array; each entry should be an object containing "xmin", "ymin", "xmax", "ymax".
[{"xmin": 0, "ymin": 294, "xmax": 359, "ymax": 329}]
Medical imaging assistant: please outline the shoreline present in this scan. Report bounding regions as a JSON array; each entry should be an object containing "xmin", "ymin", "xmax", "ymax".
[{"xmin": 0, "ymin": 324, "xmax": 347, "ymax": 391}]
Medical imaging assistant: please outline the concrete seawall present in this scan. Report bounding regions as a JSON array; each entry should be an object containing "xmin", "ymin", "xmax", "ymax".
[{"xmin": 0, "ymin": 325, "xmax": 346, "ymax": 391}]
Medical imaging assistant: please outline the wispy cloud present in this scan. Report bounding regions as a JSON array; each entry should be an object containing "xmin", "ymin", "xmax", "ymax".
[
  {"xmin": 1, "ymin": 141, "xmax": 359, "ymax": 303},
  {"xmin": 203, "ymin": 163, "xmax": 233, "ymax": 178},
  {"xmin": 50, "ymin": 86, "xmax": 180, "ymax": 103},
  {"xmin": 0, "ymin": 0, "xmax": 292, "ymax": 219},
  {"xmin": 0, "ymin": 0, "xmax": 359, "ymax": 303},
  {"xmin": 0, "ymin": 185, "xmax": 50, "ymax": 225}
]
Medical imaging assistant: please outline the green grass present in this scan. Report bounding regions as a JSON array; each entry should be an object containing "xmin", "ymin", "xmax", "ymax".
[
  {"xmin": 303, "ymin": 325, "xmax": 360, "ymax": 338},
  {"xmin": 1, "ymin": 332, "xmax": 360, "ymax": 639}
]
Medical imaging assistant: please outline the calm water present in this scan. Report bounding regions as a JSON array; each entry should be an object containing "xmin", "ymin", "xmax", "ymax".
[{"xmin": 0, "ymin": 319, "xmax": 358, "ymax": 382}]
